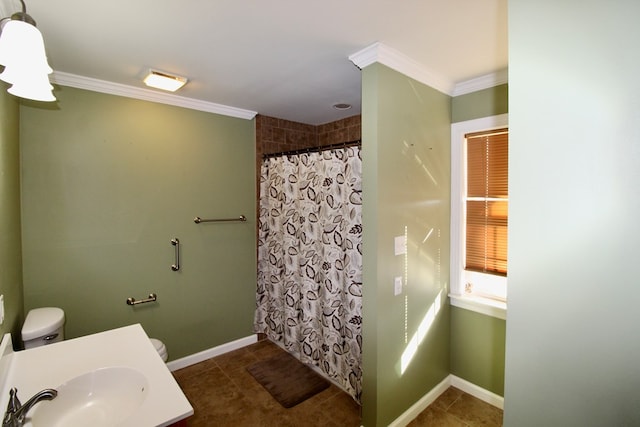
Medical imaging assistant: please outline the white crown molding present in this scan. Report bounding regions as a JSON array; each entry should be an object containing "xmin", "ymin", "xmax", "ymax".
[
  {"xmin": 348, "ymin": 43, "xmax": 381, "ymax": 70},
  {"xmin": 349, "ymin": 42, "xmax": 508, "ymax": 97},
  {"xmin": 50, "ymin": 71, "xmax": 257, "ymax": 120},
  {"xmin": 349, "ymin": 42, "xmax": 454, "ymax": 95},
  {"xmin": 452, "ymin": 68, "xmax": 509, "ymax": 97}
]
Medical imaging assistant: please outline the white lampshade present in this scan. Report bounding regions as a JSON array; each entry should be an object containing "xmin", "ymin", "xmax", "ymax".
[
  {"xmin": 0, "ymin": 20, "xmax": 21, "ymax": 66},
  {"xmin": 0, "ymin": 62, "xmax": 51, "ymax": 85},
  {"xmin": 0, "ymin": 20, "xmax": 51, "ymax": 70},
  {"xmin": 0, "ymin": 19, "xmax": 55, "ymax": 101},
  {"xmin": 7, "ymin": 74, "xmax": 55, "ymax": 102}
]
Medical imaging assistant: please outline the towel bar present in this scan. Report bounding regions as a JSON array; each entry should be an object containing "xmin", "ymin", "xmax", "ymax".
[
  {"xmin": 126, "ymin": 293, "xmax": 157, "ymax": 306},
  {"xmin": 171, "ymin": 238, "xmax": 180, "ymax": 271},
  {"xmin": 194, "ymin": 215, "xmax": 246, "ymax": 224}
]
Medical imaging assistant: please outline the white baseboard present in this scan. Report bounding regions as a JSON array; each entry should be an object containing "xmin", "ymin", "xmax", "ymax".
[
  {"xmin": 388, "ymin": 376, "xmax": 451, "ymax": 427},
  {"xmin": 389, "ymin": 375, "xmax": 504, "ymax": 426},
  {"xmin": 449, "ymin": 375, "xmax": 504, "ymax": 409},
  {"xmin": 166, "ymin": 334, "xmax": 258, "ymax": 372}
]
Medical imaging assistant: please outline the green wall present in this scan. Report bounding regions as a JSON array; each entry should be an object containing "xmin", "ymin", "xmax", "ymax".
[
  {"xmin": 449, "ymin": 84, "xmax": 508, "ymax": 396},
  {"xmin": 20, "ymin": 86, "xmax": 256, "ymax": 360},
  {"xmin": 452, "ymin": 84, "xmax": 508, "ymax": 123},
  {"xmin": 0, "ymin": 87, "xmax": 24, "ymax": 345},
  {"xmin": 450, "ymin": 307, "xmax": 505, "ymax": 395},
  {"xmin": 361, "ymin": 63, "xmax": 451, "ymax": 426},
  {"xmin": 505, "ymin": 1, "xmax": 640, "ymax": 425}
]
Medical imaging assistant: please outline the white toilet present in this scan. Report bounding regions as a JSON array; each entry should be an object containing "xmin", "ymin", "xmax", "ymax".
[
  {"xmin": 21, "ymin": 307, "xmax": 168, "ymax": 362},
  {"xmin": 21, "ymin": 307, "xmax": 65, "ymax": 350},
  {"xmin": 150, "ymin": 338, "xmax": 168, "ymax": 362}
]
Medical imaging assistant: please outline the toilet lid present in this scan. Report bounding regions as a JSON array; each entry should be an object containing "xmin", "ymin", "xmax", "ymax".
[
  {"xmin": 22, "ymin": 307, "xmax": 65, "ymax": 341},
  {"xmin": 150, "ymin": 338, "xmax": 166, "ymax": 353}
]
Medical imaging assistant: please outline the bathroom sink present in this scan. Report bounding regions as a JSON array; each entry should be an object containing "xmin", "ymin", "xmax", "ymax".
[
  {"xmin": 28, "ymin": 366, "xmax": 148, "ymax": 427},
  {"xmin": 0, "ymin": 324, "xmax": 192, "ymax": 426}
]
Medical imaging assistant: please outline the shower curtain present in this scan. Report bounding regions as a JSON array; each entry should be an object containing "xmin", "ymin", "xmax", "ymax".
[{"xmin": 254, "ymin": 145, "xmax": 363, "ymax": 402}]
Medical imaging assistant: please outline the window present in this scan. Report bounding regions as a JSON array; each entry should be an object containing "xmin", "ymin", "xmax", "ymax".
[
  {"xmin": 450, "ymin": 114, "xmax": 508, "ymax": 319},
  {"xmin": 465, "ymin": 128, "xmax": 508, "ymax": 276}
]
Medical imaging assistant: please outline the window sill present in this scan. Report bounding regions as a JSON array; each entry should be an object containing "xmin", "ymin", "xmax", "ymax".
[{"xmin": 448, "ymin": 293, "xmax": 506, "ymax": 320}]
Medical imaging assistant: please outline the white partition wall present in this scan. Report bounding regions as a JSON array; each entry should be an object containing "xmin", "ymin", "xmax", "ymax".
[{"xmin": 505, "ymin": 1, "xmax": 640, "ymax": 426}]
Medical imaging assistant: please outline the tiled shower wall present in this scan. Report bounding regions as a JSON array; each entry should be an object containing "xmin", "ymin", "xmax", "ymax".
[
  {"xmin": 255, "ymin": 113, "xmax": 361, "ymax": 208},
  {"xmin": 255, "ymin": 114, "xmax": 361, "ymax": 158},
  {"xmin": 316, "ymin": 115, "xmax": 361, "ymax": 148}
]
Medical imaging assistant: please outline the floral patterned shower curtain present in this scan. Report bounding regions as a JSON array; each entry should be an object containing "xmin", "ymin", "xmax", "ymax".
[{"xmin": 254, "ymin": 146, "xmax": 363, "ymax": 402}]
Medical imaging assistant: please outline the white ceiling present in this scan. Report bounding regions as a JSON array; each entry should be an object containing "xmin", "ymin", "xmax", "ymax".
[{"xmin": 3, "ymin": 0, "xmax": 507, "ymax": 125}]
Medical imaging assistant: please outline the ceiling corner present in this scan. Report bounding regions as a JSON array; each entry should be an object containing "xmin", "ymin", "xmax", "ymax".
[
  {"xmin": 348, "ymin": 42, "xmax": 455, "ymax": 95},
  {"xmin": 452, "ymin": 68, "xmax": 509, "ymax": 97}
]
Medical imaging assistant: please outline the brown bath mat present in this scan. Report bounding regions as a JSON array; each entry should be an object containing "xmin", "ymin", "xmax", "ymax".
[{"xmin": 247, "ymin": 351, "xmax": 330, "ymax": 408}]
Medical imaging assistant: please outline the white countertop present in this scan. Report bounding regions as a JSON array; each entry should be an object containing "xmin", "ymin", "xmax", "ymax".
[{"xmin": 0, "ymin": 324, "xmax": 193, "ymax": 426}]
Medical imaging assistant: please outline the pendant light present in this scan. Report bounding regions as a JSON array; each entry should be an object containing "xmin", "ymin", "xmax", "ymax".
[{"xmin": 0, "ymin": 0, "xmax": 55, "ymax": 102}]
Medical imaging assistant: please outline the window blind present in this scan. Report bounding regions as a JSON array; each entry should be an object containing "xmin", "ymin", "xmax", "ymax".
[{"xmin": 465, "ymin": 128, "xmax": 508, "ymax": 276}]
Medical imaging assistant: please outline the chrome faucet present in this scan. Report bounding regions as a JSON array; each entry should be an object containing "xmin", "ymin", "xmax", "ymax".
[{"xmin": 3, "ymin": 387, "xmax": 57, "ymax": 427}]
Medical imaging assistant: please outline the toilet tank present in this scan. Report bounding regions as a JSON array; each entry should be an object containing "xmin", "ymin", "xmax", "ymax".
[{"xmin": 22, "ymin": 307, "xmax": 65, "ymax": 349}]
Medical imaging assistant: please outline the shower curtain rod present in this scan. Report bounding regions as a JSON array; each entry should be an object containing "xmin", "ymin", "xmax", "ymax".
[{"xmin": 262, "ymin": 139, "xmax": 361, "ymax": 159}]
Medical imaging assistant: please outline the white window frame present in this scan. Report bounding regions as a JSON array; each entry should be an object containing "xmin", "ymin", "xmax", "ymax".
[{"xmin": 449, "ymin": 114, "xmax": 508, "ymax": 320}]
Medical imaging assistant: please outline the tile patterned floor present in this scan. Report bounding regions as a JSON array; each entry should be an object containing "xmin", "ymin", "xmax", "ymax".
[
  {"xmin": 172, "ymin": 339, "xmax": 502, "ymax": 426},
  {"xmin": 407, "ymin": 386, "xmax": 503, "ymax": 427}
]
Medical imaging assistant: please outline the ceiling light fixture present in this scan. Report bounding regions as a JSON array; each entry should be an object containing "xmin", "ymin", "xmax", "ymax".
[
  {"xmin": 143, "ymin": 70, "xmax": 188, "ymax": 92},
  {"xmin": 0, "ymin": 0, "xmax": 55, "ymax": 102},
  {"xmin": 332, "ymin": 103, "xmax": 352, "ymax": 111}
]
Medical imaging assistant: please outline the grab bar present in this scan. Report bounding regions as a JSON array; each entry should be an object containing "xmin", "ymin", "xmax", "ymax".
[
  {"xmin": 171, "ymin": 238, "xmax": 180, "ymax": 271},
  {"xmin": 126, "ymin": 293, "xmax": 157, "ymax": 306},
  {"xmin": 194, "ymin": 215, "xmax": 246, "ymax": 224}
]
